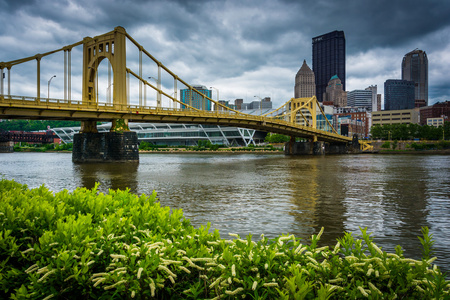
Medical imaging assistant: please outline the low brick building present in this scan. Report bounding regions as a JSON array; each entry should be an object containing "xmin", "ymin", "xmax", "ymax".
[{"xmin": 419, "ymin": 101, "xmax": 450, "ymax": 125}]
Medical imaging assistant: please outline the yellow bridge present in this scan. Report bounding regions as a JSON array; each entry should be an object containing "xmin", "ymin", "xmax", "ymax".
[{"xmin": 0, "ymin": 27, "xmax": 365, "ymax": 147}]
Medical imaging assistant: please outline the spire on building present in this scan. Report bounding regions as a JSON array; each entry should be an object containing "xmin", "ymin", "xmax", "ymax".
[{"xmin": 294, "ymin": 60, "xmax": 315, "ymax": 98}]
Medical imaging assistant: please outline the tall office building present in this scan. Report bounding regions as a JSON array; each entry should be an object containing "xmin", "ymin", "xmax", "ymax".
[
  {"xmin": 294, "ymin": 60, "xmax": 315, "ymax": 98},
  {"xmin": 402, "ymin": 49, "xmax": 428, "ymax": 106},
  {"xmin": 323, "ymin": 75, "xmax": 347, "ymax": 107},
  {"xmin": 312, "ymin": 30, "xmax": 346, "ymax": 102},
  {"xmin": 180, "ymin": 85, "xmax": 212, "ymax": 110},
  {"xmin": 365, "ymin": 85, "xmax": 377, "ymax": 112},
  {"xmin": 347, "ymin": 89, "xmax": 373, "ymax": 110},
  {"xmin": 384, "ymin": 79, "xmax": 415, "ymax": 110}
]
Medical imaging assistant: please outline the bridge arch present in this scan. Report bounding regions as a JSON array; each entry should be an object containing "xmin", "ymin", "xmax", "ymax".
[{"xmin": 82, "ymin": 27, "xmax": 127, "ymax": 107}]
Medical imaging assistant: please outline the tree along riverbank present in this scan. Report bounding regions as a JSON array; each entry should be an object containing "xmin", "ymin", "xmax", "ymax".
[
  {"xmin": 1, "ymin": 179, "xmax": 448, "ymax": 299},
  {"xmin": 370, "ymin": 140, "xmax": 450, "ymax": 154}
]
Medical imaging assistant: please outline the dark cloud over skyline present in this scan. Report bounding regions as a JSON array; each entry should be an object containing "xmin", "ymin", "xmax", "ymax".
[{"xmin": 1, "ymin": 0, "xmax": 449, "ymax": 107}]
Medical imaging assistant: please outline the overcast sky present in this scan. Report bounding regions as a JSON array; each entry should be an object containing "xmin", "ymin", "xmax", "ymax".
[{"xmin": 1, "ymin": 0, "xmax": 449, "ymax": 108}]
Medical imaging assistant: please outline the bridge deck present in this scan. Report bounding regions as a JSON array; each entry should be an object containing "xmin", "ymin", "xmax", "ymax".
[{"xmin": 0, "ymin": 95, "xmax": 352, "ymax": 143}]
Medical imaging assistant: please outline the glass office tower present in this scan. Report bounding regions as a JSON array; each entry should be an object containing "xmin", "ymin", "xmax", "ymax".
[
  {"xmin": 312, "ymin": 30, "xmax": 346, "ymax": 102},
  {"xmin": 402, "ymin": 49, "xmax": 428, "ymax": 107}
]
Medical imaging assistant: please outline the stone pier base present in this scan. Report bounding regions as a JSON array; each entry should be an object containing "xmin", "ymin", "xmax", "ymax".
[
  {"xmin": 326, "ymin": 142, "xmax": 348, "ymax": 154},
  {"xmin": 285, "ymin": 141, "xmax": 350, "ymax": 155},
  {"xmin": 72, "ymin": 132, "xmax": 139, "ymax": 163}
]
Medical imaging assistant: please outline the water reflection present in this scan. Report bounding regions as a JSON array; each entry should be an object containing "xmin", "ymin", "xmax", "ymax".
[
  {"xmin": 340, "ymin": 155, "xmax": 431, "ymax": 258},
  {"xmin": 73, "ymin": 162, "xmax": 139, "ymax": 192}
]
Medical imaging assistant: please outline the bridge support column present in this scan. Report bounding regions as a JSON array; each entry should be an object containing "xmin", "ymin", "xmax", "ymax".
[
  {"xmin": 80, "ymin": 120, "xmax": 98, "ymax": 133},
  {"xmin": 348, "ymin": 134, "xmax": 362, "ymax": 154},
  {"xmin": 326, "ymin": 142, "xmax": 348, "ymax": 154},
  {"xmin": 73, "ymin": 119, "xmax": 138, "ymax": 163},
  {"xmin": 313, "ymin": 141, "xmax": 325, "ymax": 155},
  {"xmin": 284, "ymin": 141, "xmax": 312, "ymax": 155},
  {"xmin": 72, "ymin": 132, "xmax": 139, "ymax": 163},
  {"xmin": 285, "ymin": 141, "xmax": 351, "ymax": 155}
]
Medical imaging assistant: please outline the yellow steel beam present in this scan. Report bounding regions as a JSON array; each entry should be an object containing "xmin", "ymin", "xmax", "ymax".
[{"xmin": 0, "ymin": 95, "xmax": 351, "ymax": 142}]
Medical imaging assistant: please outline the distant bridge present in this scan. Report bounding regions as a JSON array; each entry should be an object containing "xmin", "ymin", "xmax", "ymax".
[{"xmin": 0, "ymin": 130, "xmax": 56, "ymax": 144}]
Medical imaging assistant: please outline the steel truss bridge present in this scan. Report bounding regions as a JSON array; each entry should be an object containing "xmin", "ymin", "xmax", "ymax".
[{"xmin": 0, "ymin": 26, "xmax": 360, "ymax": 146}]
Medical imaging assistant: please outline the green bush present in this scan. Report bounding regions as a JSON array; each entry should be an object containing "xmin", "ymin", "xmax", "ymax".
[
  {"xmin": 0, "ymin": 179, "xmax": 448, "ymax": 299},
  {"xmin": 54, "ymin": 143, "xmax": 73, "ymax": 151},
  {"xmin": 392, "ymin": 140, "xmax": 398, "ymax": 150},
  {"xmin": 265, "ymin": 133, "xmax": 290, "ymax": 144},
  {"xmin": 381, "ymin": 141, "xmax": 391, "ymax": 149}
]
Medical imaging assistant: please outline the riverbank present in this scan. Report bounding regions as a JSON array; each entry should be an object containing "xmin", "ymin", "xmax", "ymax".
[
  {"xmin": 377, "ymin": 149, "xmax": 450, "ymax": 155},
  {"xmin": 140, "ymin": 149, "xmax": 283, "ymax": 154},
  {"xmin": 1, "ymin": 178, "xmax": 448, "ymax": 299}
]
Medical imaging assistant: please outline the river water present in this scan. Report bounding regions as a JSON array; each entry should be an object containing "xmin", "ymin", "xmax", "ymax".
[{"xmin": 1, "ymin": 152, "xmax": 449, "ymax": 273}]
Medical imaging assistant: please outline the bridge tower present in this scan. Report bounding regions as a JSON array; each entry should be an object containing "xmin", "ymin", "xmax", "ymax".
[
  {"xmin": 73, "ymin": 26, "xmax": 138, "ymax": 163},
  {"xmin": 82, "ymin": 26, "xmax": 127, "ymax": 108}
]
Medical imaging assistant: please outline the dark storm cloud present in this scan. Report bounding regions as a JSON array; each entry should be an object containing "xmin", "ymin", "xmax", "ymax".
[
  {"xmin": 297, "ymin": 0, "xmax": 450, "ymax": 51},
  {"xmin": 1, "ymin": 0, "xmax": 449, "ymax": 104}
]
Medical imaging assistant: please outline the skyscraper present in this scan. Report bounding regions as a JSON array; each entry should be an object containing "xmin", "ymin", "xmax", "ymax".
[
  {"xmin": 402, "ymin": 49, "xmax": 428, "ymax": 107},
  {"xmin": 180, "ymin": 85, "xmax": 212, "ymax": 110},
  {"xmin": 294, "ymin": 60, "xmax": 315, "ymax": 98},
  {"xmin": 384, "ymin": 79, "xmax": 415, "ymax": 111},
  {"xmin": 312, "ymin": 30, "xmax": 346, "ymax": 102}
]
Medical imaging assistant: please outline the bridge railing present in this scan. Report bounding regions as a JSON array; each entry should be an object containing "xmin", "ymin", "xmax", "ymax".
[{"xmin": 0, "ymin": 94, "xmax": 260, "ymax": 118}]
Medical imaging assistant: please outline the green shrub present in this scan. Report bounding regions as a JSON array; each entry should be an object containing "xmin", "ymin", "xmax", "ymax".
[
  {"xmin": 0, "ymin": 179, "xmax": 448, "ymax": 299},
  {"xmin": 381, "ymin": 141, "xmax": 391, "ymax": 149},
  {"xmin": 392, "ymin": 140, "xmax": 398, "ymax": 150}
]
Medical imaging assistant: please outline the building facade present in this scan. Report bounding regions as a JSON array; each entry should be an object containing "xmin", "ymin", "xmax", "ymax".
[
  {"xmin": 365, "ymin": 85, "xmax": 378, "ymax": 112},
  {"xmin": 402, "ymin": 49, "xmax": 428, "ymax": 107},
  {"xmin": 384, "ymin": 79, "xmax": 415, "ymax": 110},
  {"xmin": 333, "ymin": 107, "xmax": 370, "ymax": 137},
  {"xmin": 323, "ymin": 75, "xmax": 347, "ymax": 107},
  {"xmin": 377, "ymin": 94, "xmax": 382, "ymax": 111},
  {"xmin": 347, "ymin": 89, "xmax": 373, "ymax": 111},
  {"xmin": 180, "ymin": 85, "xmax": 212, "ymax": 110},
  {"xmin": 427, "ymin": 117, "xmax": 445, "ymax": 128},
  {"xmin": 238, "ymin": 97, "xmax": 272, "ymax": 113},
  {"xmin": 419, "ymin": 101, "xmax": 450, "ymax": 125},
  {"xmin": 312, "ymin": 30, "xmax": 346, "ymax": 102},
  {"xmin": 294, "ymin": 60, "xmax": 316, "ymax": 98},
  {"xmin": 372, "ymin": 108, "xmax": 420, "ymax": 125}
]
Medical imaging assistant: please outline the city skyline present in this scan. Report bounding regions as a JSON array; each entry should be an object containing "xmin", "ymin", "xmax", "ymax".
[{"xmin": 0, "ymin": 0, "xmax": 449, "ymax": 108}]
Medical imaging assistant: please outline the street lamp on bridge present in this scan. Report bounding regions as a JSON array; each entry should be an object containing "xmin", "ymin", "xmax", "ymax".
[
  {"xmin": 47, "ymin": 75, "xmax": 56, "ymax": 100},
  {"xmin": 149, "ymin": 76, "xmax": 161, "ymax": 108},
  {"xmin": 254, "ymin": 95, "xmax": 263, "ymax": 116}
]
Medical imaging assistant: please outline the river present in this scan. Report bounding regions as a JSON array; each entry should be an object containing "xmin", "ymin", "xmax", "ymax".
[{"xmin": 0, "ymin": 152, "xmax": 449, "ymax": 273}]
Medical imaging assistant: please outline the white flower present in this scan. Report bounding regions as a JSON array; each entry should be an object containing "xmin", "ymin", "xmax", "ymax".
[{"xmin": 137, "ymin": 267, "xmax": 143, "ymax": 279}]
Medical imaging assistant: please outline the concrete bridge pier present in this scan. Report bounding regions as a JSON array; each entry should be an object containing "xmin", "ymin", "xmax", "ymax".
[
  {"xmin": 284, "ymin": 141, "xmax": 326, "ymax": 155},
  {"xmin": 72, "ymin": 120, "xmax": 139, "ymax": 163},
  {"xmin": 326, "ymin": 142, "xmax": 348, "ymax": 154},
  {"xmin": 285, "ymin": 134, "xmax": 361, "ymax": 155}
]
